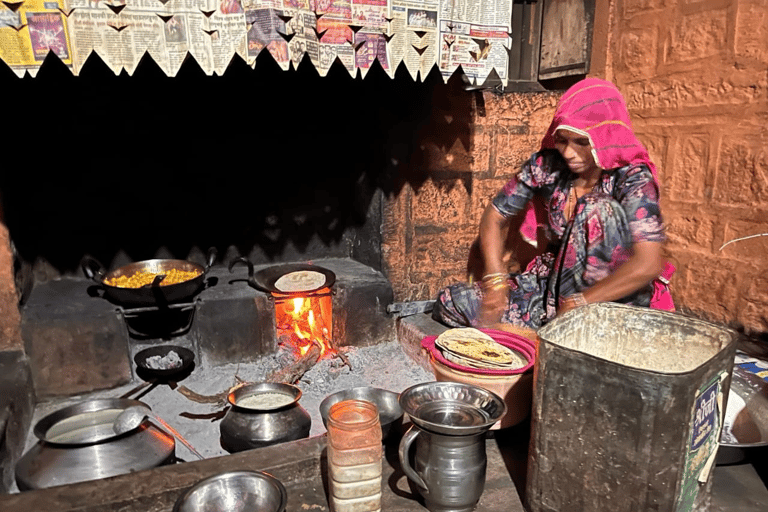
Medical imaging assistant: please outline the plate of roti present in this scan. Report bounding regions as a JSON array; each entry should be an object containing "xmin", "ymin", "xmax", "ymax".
[{"xmin": 425, "ymin": 327, "xmax": 534, "ymax": 374}]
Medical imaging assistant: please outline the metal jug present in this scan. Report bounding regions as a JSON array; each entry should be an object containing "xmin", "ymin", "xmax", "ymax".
[
  {"xmin": 397, "ymin": 381, "xmax": 507, "ymax": 512},
  {"xmin": 399, "ymin": 424, "xmax": 487, "ymax": 512}
]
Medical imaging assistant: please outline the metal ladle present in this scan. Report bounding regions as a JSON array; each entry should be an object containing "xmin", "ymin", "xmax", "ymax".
[{"xmin": 113, "ymin": 405, "xmax": 204, "ymax": 460}]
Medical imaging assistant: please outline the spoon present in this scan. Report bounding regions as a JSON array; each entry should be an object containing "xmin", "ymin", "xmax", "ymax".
[{"xmin": 113, "ymin": 405, "xmax": 204, "ymax": 460}]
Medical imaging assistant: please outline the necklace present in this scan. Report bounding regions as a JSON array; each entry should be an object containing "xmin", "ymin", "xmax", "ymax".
[{"xmin": 566, "ymin": 179, "xmax": 599, "ymax": 222}]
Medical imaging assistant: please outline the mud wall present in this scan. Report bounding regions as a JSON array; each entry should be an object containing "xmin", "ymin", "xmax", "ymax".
[{"xmin": 381, "ymin": 0, "xmax": 768, "ymax": 333}]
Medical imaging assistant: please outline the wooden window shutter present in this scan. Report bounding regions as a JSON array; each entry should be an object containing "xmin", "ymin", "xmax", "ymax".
[{"xmin": 538, "ymin": 0, "xmax": 595, "ymax": 80}]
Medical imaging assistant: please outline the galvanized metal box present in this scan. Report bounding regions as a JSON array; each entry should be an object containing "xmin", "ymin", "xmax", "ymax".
[{"xmin": 528, "ymin": 303, "xmax": 737, "ymax": 512}]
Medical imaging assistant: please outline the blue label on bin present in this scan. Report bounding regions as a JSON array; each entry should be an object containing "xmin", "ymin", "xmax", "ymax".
[{"xmin": 691, "ymin": 381, "xmax": 718, "ymax": 451}]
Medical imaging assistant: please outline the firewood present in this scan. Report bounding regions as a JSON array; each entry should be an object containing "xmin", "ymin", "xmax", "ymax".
[{"xmin": 266, "ymin": 340, "xmax": 322, "ymax": 384}]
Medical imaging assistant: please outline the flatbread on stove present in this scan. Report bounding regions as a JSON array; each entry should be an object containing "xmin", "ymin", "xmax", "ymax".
[
  {"xmin": 435, "ymin": 327, "xmax": 521, "ymax": 367},
  {"xmin": 274, "ymin": 270, "xmax": 326, "ymax": 293}
]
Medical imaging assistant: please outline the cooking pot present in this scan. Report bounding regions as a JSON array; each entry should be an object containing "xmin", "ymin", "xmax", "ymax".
[
  {"xmin": 82, "ymin": 247, "xmax": 217, "ymax": 307},
  {"xmin": 15, "ymin": 398, "xmax": 175, "ymax": 490},
  {"xmin": 219, "ymin": 382, "xmax": 311, "ymax": 453},
  {"xmin": 229, "ymin": 258, "xmax": 335, "ymax": 295}
]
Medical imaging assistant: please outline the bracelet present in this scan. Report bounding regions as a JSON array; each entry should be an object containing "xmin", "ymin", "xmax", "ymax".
[
  {"xmin": 482, "ymin": 272, "xmax": 507, "ymax": 282},
  {"xmin": 483, "ymin": 282, "xmax": 509, "ymax": 292},
  {"xmin": 567, "ymin": 293, "xmax": 588, "ymax": 307}
]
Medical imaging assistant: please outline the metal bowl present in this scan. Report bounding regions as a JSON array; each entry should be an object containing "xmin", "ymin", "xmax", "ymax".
[
  {"xmin": 173, "ymin": 470, "xmax": 287, "ymax": 512},
  {"xmin": 717, "ymin": 362, "xmax": 768, "ymax": 465},
  {"xmin": 399, "ymin": 381, "xmax": 507, "ymax": 435},
  {"xmin": 319, "ymin": 387, "xmax": 404, "ymax": 440}
]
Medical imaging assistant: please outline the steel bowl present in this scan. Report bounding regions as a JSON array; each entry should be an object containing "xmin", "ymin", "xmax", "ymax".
[
  {"xmin": 399, "ymin": 381, "xmax": 507, "ymax": 435},
  {"xmin": 717, "ymin": 362, "xmax": 768, "ymax": 465},
  {"xmin": 319, "ymin": 387, "xmax": 404, "ymax": 440},
  {"xmin": 173, "ymin": 470, "xmax": 287, "ymax": 512}
]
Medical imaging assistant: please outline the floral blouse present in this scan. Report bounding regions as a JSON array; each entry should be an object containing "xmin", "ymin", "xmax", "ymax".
[{"xmin": 491, "ymin": 149, "xmax": 666, "ymax": 247}]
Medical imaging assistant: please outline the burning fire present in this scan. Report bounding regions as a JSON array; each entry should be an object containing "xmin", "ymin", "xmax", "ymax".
[{"xmin": 274, "ymin": 287, "xmax": 333, "ymax": 357}]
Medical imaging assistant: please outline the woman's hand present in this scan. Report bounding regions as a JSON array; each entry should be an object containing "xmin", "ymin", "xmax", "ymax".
[{"xmin": 478, "ymin": 281, "xmax": 508, "ymax": 326}]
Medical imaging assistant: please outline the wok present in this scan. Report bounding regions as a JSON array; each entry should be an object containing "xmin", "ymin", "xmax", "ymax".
[
  {"xmin": 229, "ymin": 258, "xmax": 335, "ymax": 295},
  {"xmin": 83, "ymin": 248, "xmax": 217, "ymax": 307}
]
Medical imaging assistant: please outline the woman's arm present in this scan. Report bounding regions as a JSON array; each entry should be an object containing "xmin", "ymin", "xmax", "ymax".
[
  {"xmin": 560, "ymin": 240, "xmax": 664, "ymax": 314},
  {"xmin": 477, "ymin": 204, "xmax": 512, "ymax": 325}
]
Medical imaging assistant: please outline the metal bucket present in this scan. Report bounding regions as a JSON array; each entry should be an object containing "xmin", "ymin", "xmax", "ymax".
[{"xmin": 527, "ymin": 303, "xmax": 738, "ymax": 512}]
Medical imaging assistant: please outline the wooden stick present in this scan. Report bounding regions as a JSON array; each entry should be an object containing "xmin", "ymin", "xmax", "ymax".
[{"xmin": 267, "ymin": 340, "xmax": 322, "ymax": 384}]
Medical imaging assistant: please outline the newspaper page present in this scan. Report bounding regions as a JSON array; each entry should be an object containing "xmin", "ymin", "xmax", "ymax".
[
  {"xmin": 388, "ymin": 0, "xmax": 439, "ymax": 81},
  {"xmin": 437, "ymin": 0, "xmax": 511, "ymax": 85},
  {"xmin": 313, "ymin": 0, "xmax": 355, "ymax": 76},
  {"xmin": 1, "ymin": 0, "xmax": 513, "ymax": 83},
  {"xmin": 63, "ymin": 0, "xmax": 246, "ymax": 76},
  {"xmin": 0, "ymin": 0, "xmax": 74, "ymax": 77},
  {"xmin": 349, "ymin": 0, "xmax": 389, "ymax": 77}
]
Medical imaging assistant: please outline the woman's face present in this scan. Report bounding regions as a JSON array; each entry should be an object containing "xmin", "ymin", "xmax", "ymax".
[{"xmin": 554, "ymin": 128, "xmax": 600, "ymax": 176}]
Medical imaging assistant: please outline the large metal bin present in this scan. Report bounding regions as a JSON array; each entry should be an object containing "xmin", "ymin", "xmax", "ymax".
[{"xmin": 527, "ymin": 303, "xmax": 738, "ymax": 512}]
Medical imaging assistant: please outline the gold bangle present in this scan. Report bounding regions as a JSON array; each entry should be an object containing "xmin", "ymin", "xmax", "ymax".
[{"xmin": 482, "ymin": 272, "xmax": 506, "ymax": 282}]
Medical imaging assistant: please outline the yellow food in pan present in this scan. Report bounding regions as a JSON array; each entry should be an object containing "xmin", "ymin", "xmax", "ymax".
[{"xmin": 104, "ymin": 268, "xmax": 201, "ymax": 288}]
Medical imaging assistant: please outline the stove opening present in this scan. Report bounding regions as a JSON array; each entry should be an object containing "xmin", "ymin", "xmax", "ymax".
[{"xmin": 273, "ymin": 287, "xmax": 333, "ymax": 358}]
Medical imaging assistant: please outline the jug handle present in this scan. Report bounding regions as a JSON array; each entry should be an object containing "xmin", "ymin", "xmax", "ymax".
[{"xmin": 398, "ymin": 425, "xmax": 427, "ymax": 492}]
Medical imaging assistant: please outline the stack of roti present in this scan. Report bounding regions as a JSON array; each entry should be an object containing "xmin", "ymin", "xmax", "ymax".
[{"xmin": 435, "ymin": 327, "xmax": 527, "ymax": 370}]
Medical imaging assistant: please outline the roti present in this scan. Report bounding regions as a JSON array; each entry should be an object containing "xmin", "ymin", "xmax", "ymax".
[
  {"xmin": 435, "ymin": 327, "xmax": 519, "ymax": 366},
  {"xmin": 442, "ymin": 348, "xmax": 528, "ymax": 370},
  {"xmin": 274, "ymin": 270, "xmax": 326, "ymax": 293}
]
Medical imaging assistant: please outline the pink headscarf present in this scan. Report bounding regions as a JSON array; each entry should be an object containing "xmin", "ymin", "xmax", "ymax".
[
  {"xmin": 540, "ymin": 78, "xmax": 658, "ymax": 183},
  {"xmin": 519, "ymin": 78, "xmax": 657, "ymax": 246}
]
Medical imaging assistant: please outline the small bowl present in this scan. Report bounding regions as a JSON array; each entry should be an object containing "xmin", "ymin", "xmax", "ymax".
[
  {"xmin": 399, "ymin": 381, "xmax": 507, "ymax": 435},
  {"xmin": 173, "ymin": 470, "xmax": 287, "ymax": 512},
  {"xmin": 319, "ymin": 387, "xmax": 404, "ymax": 440}
]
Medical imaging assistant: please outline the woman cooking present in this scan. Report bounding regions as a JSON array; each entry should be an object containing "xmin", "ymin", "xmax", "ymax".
[{"xmin": 432, "ymin": 78, "xmax": 674, "ymax": 329}]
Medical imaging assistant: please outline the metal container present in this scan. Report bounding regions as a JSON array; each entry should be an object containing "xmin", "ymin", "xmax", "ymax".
[
  {"xmin": 528, "ymin": 303, "xmax": 738, "ymax": 512},
  {"xmin": 16, "ymin": 399, "xmax": 175, "ymax": 490},
  {"xmin": 173, "ymin": 470, "xmax": 287, "ymax": 512},
  {"xmin": 319, "ymin": 386, "xmax": 404, "ymax": 441},
  {"xmin": 219, "ymin": 382, "xmax": 311, "ymax": 453},
  {"xmin": 398, "ymin": 382, "xmax": 506, "ymax": 512},
  {"xmin": 717, "ymin": 357, "xmax": 768, "ymax": 464}
]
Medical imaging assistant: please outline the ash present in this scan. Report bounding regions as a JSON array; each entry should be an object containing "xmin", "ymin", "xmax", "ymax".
[
  {"xmin": 203, "ymin": 341, "xmax": 434, "ymax": 436},
  {"xmin": 25, "ymin": 341, "xmax": 434, "ymax": 465}
]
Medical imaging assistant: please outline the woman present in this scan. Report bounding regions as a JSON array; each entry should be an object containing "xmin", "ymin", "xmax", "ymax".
[{"xmin": 432, "ymin": 78, "xmax": 673, "ymax": 329}]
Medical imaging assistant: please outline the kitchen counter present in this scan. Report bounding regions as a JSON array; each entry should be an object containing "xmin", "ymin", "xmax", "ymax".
[{"xmin": 0, "ymin": 423, "xmax": 529, "ymax": 512}]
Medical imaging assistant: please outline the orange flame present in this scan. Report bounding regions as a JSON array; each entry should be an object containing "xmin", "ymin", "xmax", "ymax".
[{"xmin": 273, "ymin": 288, "xmax": 333, "ymax": 357}]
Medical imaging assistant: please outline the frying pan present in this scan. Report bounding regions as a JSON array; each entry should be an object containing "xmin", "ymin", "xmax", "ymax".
[
  {"xmin": 228, "ymin": 258, "xmax": 335, "ymax": 295},
  {"xmin": 83, "ymin": 247, "xmax": 217, "ymax": 307},
  {"xmin": 134, "ymin": 345, "xmax": 195, "ymax": 381}
]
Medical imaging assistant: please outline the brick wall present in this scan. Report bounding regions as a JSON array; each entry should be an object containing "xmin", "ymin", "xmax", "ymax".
[{"xmin": 382, "ymin": 0, "xmax": 768, "ymax": 333}]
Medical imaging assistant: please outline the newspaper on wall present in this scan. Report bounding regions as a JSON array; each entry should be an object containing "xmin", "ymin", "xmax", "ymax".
[
  {"xmin": 0, "ymin": 0, "xmax": 74, "ymax": 77},
  {"xmin": 0, "ymin": 0, "xmax": 512, "ymax": 84}
]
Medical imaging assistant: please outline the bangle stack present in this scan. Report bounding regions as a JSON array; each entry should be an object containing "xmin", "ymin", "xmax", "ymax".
[
  {"xmin": 561, "ymin": 292, "xmax": 588, "ymax": 308},
  {"xmin": 481, "ymin": 272, "xmax": 509, "ymax": 292}
]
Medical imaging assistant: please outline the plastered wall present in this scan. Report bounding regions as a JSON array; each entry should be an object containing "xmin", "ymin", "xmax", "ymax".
[{"xmin": 382, "ymin": 0, "xmax": 768, "ymax": 333}]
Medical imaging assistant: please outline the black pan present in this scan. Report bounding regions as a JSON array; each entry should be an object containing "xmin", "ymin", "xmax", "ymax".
[
  {"xmin": 83, "ymin": 248, "xmax": 217, "ymax": 307},
  {"xmin": 134, "ymin": 345, "xmax": 195, "ymax": 380},
  {"xmin": 228, "ymin": 258, "xmax": 335, "ymax": 294}
]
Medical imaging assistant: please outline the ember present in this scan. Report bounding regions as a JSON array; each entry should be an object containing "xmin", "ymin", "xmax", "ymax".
[{"xmin": 273, "ymin": 287, "xmax": 333, "ymax": 358}]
